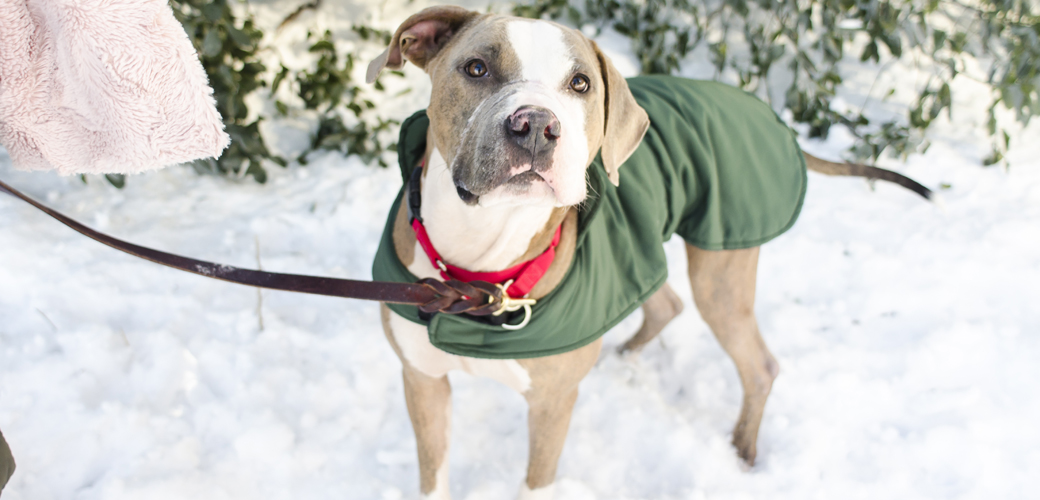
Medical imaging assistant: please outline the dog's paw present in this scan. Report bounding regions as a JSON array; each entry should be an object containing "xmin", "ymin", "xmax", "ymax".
[
  {"xmin": 733, "ymin": 435, "xmax": 758, "ymax": 468},
  {"xmin": 516, "ymin": 482, "xmax": 555, "ymax": 500}
]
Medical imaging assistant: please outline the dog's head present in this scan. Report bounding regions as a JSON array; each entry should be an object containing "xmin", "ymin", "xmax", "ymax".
[{"xmin": 367, "ymin": 6, "xmax": 649, "ymax": 207}]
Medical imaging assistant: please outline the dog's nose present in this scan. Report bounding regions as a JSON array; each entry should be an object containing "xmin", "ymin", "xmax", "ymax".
[{"xmin": 506, "ymin": 106, "xmax": 560, "ymax": 150}]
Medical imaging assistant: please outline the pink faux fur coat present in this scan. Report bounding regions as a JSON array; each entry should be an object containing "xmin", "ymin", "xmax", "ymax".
[{"xmin": 0, "ymin": 0, "xmax": 229, "ymax": 175}]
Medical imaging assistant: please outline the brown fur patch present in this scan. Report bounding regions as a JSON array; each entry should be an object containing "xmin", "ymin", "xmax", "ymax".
[
  {"xmin": 426, "ymin": 18, "xmax": 521, "ymax": 170},
  {"xmin": 508, "ymin": 206, "xmax": 568, "ymax": 267},
  {"xmin": 526, "ymin": 208, "xmax": 578, "ymax": 300},
  {"xmin": 391, "ymin": 195, "xmax": 416, "ymax": 267}
]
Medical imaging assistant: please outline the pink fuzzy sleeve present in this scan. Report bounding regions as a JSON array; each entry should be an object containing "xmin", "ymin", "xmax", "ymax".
[{"xmin": 0, "ymin": 0, "xmax": 230, "ymax": 175}]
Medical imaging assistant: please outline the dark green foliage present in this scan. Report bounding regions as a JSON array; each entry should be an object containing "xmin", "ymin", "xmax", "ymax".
[
  {"xmin": 514, "ymin": 0, "xmax": 1039, "ymax": 166},
  {"xmin": 160, "ymin": 0, "xmax": 402, "ymax": 188},
  {"xmin": 171, "ymin": 0, "xmax": 279, "ymax": 184},
  {"xmin": 156, "ymin": 0, "xmax": 1033, "ymax": 192},
  {"xmin": 287, "ymin": 29, "xmax": 400, "ymax": 167}
]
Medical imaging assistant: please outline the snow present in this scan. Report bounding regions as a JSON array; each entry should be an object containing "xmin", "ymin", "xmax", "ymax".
[{"xmin": 2, "ymin": 1, "xmax": 1040, "ymax": 499}]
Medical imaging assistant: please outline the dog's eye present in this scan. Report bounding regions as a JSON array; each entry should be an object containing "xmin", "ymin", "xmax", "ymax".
[
  {"xmin": 464, "ymin": 59, "xmax": 488, "ymax": 78},
  {"xmin": 570, "ymin": 74, "xmax": 590, "ymax": 93}
]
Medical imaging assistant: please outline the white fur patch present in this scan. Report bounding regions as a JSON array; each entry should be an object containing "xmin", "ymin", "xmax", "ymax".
[
  {"xmin": 388, "ymin": 312, "xmax": 534, "ymax": 394},
  {"xmin": 505, "ymin": 21, "xmax": 589, "ymax": 206},
  {"xmin": 507, "ymin": 21, "xmax": 571, "ymax": 86}
]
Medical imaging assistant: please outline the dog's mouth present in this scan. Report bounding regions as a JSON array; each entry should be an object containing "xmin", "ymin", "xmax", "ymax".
[
  {"xmin": 453, "ymin": 169, "xmax": 554, "ymax": 206},
  {"xmin": 455, "ymin": 184, "xmax": 479, "ymax": 204},
  {"xmin": 506, "ymin": 170, "xmax": 544, "ymax": 186}
]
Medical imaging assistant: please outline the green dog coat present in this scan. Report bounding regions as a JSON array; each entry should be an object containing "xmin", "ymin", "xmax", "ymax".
[
  {"xmin": 372, "ymin": 75, "xmax": 807, "ymax": 359},
  {"xmin": 0, "ymin": 428, "xmax": 13, "ymax": 493}
]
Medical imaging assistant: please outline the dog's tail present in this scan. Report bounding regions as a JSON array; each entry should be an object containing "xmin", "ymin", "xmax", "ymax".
[{"xmin": 803, "ymin": 153, "xmax": 933, "ymax": 201}]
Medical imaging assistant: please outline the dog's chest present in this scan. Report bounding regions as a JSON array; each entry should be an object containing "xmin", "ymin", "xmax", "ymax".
[{"xmin": 386, "ymin": 241, "xmax": 533, "ymax": 393}]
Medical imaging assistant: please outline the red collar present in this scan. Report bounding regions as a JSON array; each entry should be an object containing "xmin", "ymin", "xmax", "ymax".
[{"xmin": 409, "ymin": 163, "xmax": 561, "ymax": 298}]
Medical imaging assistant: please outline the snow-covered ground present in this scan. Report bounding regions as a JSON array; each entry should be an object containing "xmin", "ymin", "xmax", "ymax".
[{"xmin": 2, "ymin": 2, "xmax": 1039, "ymax": 499}]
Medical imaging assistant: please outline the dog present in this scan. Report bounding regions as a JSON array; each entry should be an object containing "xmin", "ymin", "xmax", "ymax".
[{"xmin": 365, "ymin": 6, "xmax": 931, "ymax": 499}]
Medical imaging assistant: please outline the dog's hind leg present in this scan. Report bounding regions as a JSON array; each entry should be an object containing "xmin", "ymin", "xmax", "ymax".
[
  {"xmin": 516, "ymin": 339, "xmax": 602, "ymax": 499},
  {"xmin": 618, "ymin": 282, "xmax": 684, "ymax": 354},
  {"xmin": 685, "ymin": 245, "xmax": 778, "ymax": 466}
]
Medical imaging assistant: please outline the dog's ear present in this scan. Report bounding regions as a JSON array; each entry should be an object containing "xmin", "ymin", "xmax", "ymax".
[
  {"xmin": 366, "ymin": 6, "xmax": 481, "ymax": 83},
  {"xmin": 592, "ymin": 42, "xmax": 649, "ymax": 186}
]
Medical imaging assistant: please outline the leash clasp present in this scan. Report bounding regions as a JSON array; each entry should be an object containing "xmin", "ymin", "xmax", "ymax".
[{"xmin": 492, "ymin": 281, "xmax": 536, "ymax": 330}]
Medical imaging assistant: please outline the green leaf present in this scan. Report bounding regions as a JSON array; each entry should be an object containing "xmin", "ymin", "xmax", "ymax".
[
  {"xmin": 227, "ymin": 26, "xmax": 253, "ymax": 49},
  {"xmin": 938, "ymin": 82, "xmax": 952, "ymax": 117},
  {"xmin": 861, "ymin": 41, "xmax": 879, "ymax": 62},
  {"xmin": 271, "ymin": 65, "xmax": 289, "ymax": 95},
  {"xmin": 882, "ymin": 33, "xmax": 903, "ymax": 58},
  {"xmin": 933, "ymin": 29, "xmax": 947, "ymax": 50},
  {"xmin": 246, "ymin": 161, "xmax": 268, "ymax": 183},
  {"xmin": 982, "ymin": 148, "xmax": 1003, "ymax": 166},
  {"xmin": 201, "ymin": 2, "xmax": 224, "ymax": 22},
  {"xmin": 202, "ymin": 28, "xmax": 222, "ymax": 57},
  {"xmin": 309, "ymin": 40, "xmax": 336, "ymax": 53},
  {"xmin": 105, "ymin": 173, "xmax": 126, "ymax": 189}
]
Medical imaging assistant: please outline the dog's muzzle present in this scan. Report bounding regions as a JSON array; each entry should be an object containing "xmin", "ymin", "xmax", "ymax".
[{"xmin": 449, "ymin": 102, "xmax": 567, "ymax": 205}]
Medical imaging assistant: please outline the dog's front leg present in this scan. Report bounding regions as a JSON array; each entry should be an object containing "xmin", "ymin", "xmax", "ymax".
[
  {"xmin": 382, "ymin": 305, "xmax": 454, "ymax": 499},
  {"xmin": 516, "ymin": 339, "xmax": 602, "ymax": 499},
  {"xmin": 402, "ymin": 364, "xmax": 453, "ymax": 499},
  {"xmin": 519, "ymin": 387, "xmax": 577, "ymax": 499}
]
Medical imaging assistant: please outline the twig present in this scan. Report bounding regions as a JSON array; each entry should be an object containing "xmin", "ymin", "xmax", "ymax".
[
  {"xmin": 254, "ymin": 235, "xmax": 265, "ymax": 332},
  {"xmin": 278, "ymin": 0, "xmax": 323, "ymax": 31},
  {"xmin": 35, "ymin": 308, "xmax": 58, "ymax": 332},
  {"xmin": 859, "ymin": 59, "xmax": 898, "ymax": 117}
]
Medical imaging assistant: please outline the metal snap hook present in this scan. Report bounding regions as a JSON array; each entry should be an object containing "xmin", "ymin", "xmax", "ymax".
[
  {"xmin": 501, "ymin": 304, "xmax": 532, "ymax": 330},
  {"xmin": 492, "ymin": 280, "xmax": 536, "ymax": 330}
]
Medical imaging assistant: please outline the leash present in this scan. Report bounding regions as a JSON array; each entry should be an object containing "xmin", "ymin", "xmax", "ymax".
[{"xmin": 0, "ymin": 178, "xmax": 510, "ymax": 317}]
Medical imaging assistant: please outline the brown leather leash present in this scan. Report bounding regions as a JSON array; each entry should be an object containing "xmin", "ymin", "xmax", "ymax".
[{"xmin": 0, "ymin": 178, "xmax": 507, "ymax": 317}]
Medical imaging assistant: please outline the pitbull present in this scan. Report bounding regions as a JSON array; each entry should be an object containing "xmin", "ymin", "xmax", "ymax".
[{"xmin": 366, "ymin": 6, "xmax": 930, "ymax": 499}]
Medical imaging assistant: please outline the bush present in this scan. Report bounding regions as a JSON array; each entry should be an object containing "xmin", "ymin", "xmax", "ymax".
[
  {"xmin": 154, "ymin": 0, "xmax": 1034, "ymax": 191},
  {"xmin": 162, "ymin": 0, "xmax": 401, "ymax": 186},
  {"xmin": 272, "ymin": 28, "xmax": 401, "ymax": 168},
  {"xmin": 171, "ymin": 0, "xmax": 279, "ymax": 184}
]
